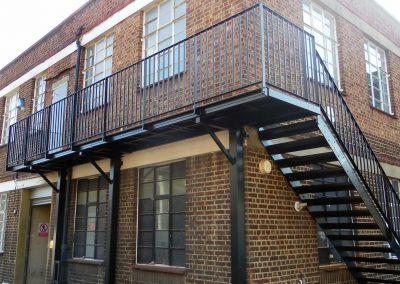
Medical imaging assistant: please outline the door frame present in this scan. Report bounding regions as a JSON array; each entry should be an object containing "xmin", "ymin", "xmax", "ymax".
[{"xmin": 23, "ymin": 198, "xmax": 52, "ymax": 284}]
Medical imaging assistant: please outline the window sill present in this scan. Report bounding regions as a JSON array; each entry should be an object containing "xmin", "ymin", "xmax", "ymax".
[
  {"xmin": 67, "ymin": 258, "xmax": 104, "ymax": 266},
  {"xmin": 319, "ymin": 262, "xmax": 347, "ymax": 271},
  {"xmin": 369, "ymin": 105, "xmax": 396, "ymax": 118},
  {"xmin": 133, "ymin": 264, "xmax": 186, "ymax": 275}
]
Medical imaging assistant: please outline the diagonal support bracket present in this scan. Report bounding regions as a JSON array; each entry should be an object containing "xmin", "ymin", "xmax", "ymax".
[
  {"xmin": 30, "ymin": 166, "xmax": 59, "ymax": 193},
  {"xmin": 197, "ymin": 118, "xmax": 236, "ymax": 165},
  {"xmin": 80, "ymin": 152, "xmax": 113, "ymax": 184}
]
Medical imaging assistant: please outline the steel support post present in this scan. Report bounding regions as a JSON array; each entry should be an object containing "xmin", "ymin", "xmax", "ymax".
[
  {"xmin": 229, "ymin": 129, "xmax": 246, "ymax": 284},
  {"xmin": 104, "ymin": 153, "xmax": 122, "ymax": 284}
]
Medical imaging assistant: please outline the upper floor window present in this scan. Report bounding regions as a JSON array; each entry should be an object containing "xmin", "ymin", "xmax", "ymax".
[
  {"xmin": 303, "ymin": 0, "xmax": 339, "ymax": 85},
  {"xmin": 73, "ymin": 177, "xmax": 108, "ymax": 260},
  {"xmin": 143, "ymin": 0, "xmax": 186, "ymax": 83},
  {"xmin": 137, "ymin": 161, "xmax": 186, "ymax": 267},
  {"xmin": 33, "ymin": 76, "xmax": 46, "ymax": 113},
  {"xmin": 0, "ymin": 194, "xmax": 7, "ymax": 252},
  {"xmin": 82, "ymin": 34, "xmax": 114, "ymax": 111},
  {"xmin": 1, "ymin": 92, "xmax": 19, "ymax": 145},
  {"xmin": 364, "ymin": 40, "xmax": 391, "ymax": 114}
]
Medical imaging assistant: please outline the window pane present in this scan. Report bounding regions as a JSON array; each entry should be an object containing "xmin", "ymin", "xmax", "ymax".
[
  {"xmin": 99, "ymin": 189, "xmax": 107, "ymax": 203},
  {"xmin": 156, "ymin": 214, "xmax": 169, "ymax": 230},
  {"xmin": 74, "ymin": 231, "xmax": 85, "ymax": 244},
  {"xmin": 171, "ymin": 249, "xmax": 185, "ymax": 267},
  {"xmin": 155, "ymin": 248, "xmax": 169, "ymax": 265},
  {"xmin": 174, "ymin": 18, "xmax": 186, "ymax": 36},
  {"xmin": 140, "ymin": 183, "xmax": 154, "ymax": 199},
  {"xmin": 86, "ymin": 232, "xmax": 96, "ymax": 245},
  {"xmin": 138, "ymin": 231, "xmax": 153, "ymax": 246},
  {"xmin": 74, "ymin": 245, "xmax": 84, "ymax": 257},
  {"xmin": 172, "ymin": 179, "xmax": 185, "ymax": 195},
  {"xmin": 77, "ymin": 192, "xmax": 87, "ymax": 205},
  {"xmin": 175, "ymin": 3, "xmax": 186, "ymax": 18},
  {"xmin": 171, "ymin": 231, "xmax": 185, "ymax": 247},
  {"xmin": 86, "ymin": 245, "xmax": 95, "ymax": 258},
  {"xmin": 171, "ymin": 213, "xmax": 185, "ymax": 230},
  {"xmin": 98, "ymin": 217, "xmax": 106, "ymax": 231},
  {"xmin": 145, "ymin": 7, "xmax": 157, "ymax": 23},
  {"xmin": 159, "ymin": 24, "xmax": 173, "ymax": 42},
  {"xmin": 96, "ymin": 245, "xmax": 104, "ymax": 260},
  {"xmin": 139, "ymin": 199, "xmax": 153, "ymax": 214},
  {"xmin": 156, "ymin": 166, "xmax": 170, "ymax": 181},
  {"xmin": 137, "ymin": 248, "xmax": 152, "ymax": 263},
  {"xmin": 156, "ymin": 200, "xmax": 169, "ymax": 214},
  {"xmin": 75, "ymin": 218, "xmax": 86, "ymax": 231},
  {"xmin": 88, "ymin": 190, "xmax": 97, "ymax": 203},
  {"xmin": 156, "ymin": 181, "xmax": 170, "ymax": 195},
  {"xmin": 139, "ymin": 215, "xmax": 154, "ymax": 230},
  {"xmin": 145, "ymin": 20, "xmax": 157, "ymax": 35},
  {"xmin": 141, "ymin": 168, "xmax": 154, "ymax": 183},
  {"xmin": 155, "ymin": 231, "xmax": 169, "ymax": 247},
  {"xmin": 171, "ymin": 195, "xmax": 185, "ymax": 212},
  {"xmin": 87, "ymin": 218, "xmax": 96, "ymax": 231},
  {"xmin": 88, "ymin": 206, "xmax": 97, "ymax": 217}
]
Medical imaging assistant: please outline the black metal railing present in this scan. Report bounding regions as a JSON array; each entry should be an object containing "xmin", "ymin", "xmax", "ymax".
[{"xmin": 6, "ymin": 4, "xmax": 400, "ymax": 244}]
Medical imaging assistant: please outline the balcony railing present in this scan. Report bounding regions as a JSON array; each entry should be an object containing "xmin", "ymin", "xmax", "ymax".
[{"xmin": 7, "ymin": 4, "xmax": 400, "ymax": 245}]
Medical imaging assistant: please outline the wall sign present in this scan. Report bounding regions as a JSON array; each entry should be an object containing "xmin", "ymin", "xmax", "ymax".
[{"xmin": 38, "ymin": 223, "xmax": 49, "ymax": 237}]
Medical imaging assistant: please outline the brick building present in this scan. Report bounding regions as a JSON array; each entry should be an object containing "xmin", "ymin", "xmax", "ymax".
[{"xmin": 0, "ymin": 0, "xmax": 399, "ymax": 283}]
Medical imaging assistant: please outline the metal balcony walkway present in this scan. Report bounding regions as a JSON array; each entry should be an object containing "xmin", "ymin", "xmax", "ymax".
[{"xmin": 6, "ymin": 4, "xmax": 400, "ymax": 282}]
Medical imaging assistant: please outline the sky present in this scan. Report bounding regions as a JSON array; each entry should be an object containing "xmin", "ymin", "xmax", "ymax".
[{"xmin": 0, "ymin": 0, "xmax": 399, "ymax": 70}]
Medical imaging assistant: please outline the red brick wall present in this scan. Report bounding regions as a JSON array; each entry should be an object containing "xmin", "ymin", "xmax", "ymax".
[{"xmin": 0, "ymin": 190, "xmax": 22, "ymax": 283}]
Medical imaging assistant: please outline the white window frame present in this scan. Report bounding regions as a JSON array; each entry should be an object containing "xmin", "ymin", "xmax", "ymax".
[
  {"xmin": 1, "ymin": 91, "xmax": 19, "ymax": 145},
  {"xmin": 364, "ymin": 40, "xmax": 392, "ymax": 114},
  {"xmin": 142, "ymin": 0, "xmax": 186, "ymax": 84},
  {"xmin": 303, "ymin": 0, "xmax": 340, "ymax": 87},
  {"xmin": 33, "ymin": 76, "xmax": 46, "ymax": 114},
  {"xmin": 0, "ymin": 193, "xmax": 7, "ymax": 253},
  {"xmin": 82, "ymin": 34, "xmax": 114, "ymax": 112}
]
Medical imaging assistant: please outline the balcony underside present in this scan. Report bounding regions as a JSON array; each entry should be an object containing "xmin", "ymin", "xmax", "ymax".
[{"xmin": 10, "ymin": 87, "xmax": 317, "ymax": 173}]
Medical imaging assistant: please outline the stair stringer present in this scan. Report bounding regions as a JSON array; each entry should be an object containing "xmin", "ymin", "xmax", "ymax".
[{"xmin": 317, "ymin": 112, "xmax": 400, "ymax": 259}]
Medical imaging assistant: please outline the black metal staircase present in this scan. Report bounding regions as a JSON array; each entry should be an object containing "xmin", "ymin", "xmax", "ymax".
[{"xmin": 259, "ymin": 116, "xmax": 400, "ymax": 283}]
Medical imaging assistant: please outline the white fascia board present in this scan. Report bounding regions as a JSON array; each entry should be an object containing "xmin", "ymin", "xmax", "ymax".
[{"xmin": 0, "ymin": 0, "xmax": 154, "ymax": 98}]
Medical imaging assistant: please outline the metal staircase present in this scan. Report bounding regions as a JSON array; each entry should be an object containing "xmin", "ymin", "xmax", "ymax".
[{"xmin": 259, "ymin": 114, "xmax": 400, "ymax": 283}]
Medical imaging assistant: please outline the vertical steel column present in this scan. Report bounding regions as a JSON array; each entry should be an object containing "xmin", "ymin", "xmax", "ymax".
[
  {"xmin": 104, "ymin": 153, "xmax": 121, "ymax": 284},
  {"xmin": 51, "ymin": 169, "xmax": 67, "ymax": 284},
  {"xmin": 229, "ymin": 129, "xmax": 246, "ymax": 284}
]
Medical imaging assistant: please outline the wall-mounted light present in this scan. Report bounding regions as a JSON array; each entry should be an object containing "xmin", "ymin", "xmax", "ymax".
[
  {"xmin": 16, "ymin": 98, "xmax": 25, "ymax": 110},
  {"xmin": 294, "ymin": 201, "xmax": 307, "ymax": 212},
  {"xmin": 259, "ymin": 159, "xmax": 272, "ymax": 174}
]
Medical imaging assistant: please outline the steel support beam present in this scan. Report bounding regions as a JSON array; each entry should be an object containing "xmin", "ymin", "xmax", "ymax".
[
  {"xmin": 80, "ymin": 152, "xmax": 113, "ymax": 184},
  {"xmin": 31, "ymin": 167, "xmax": 59, "ymax": 192},
  {"xmin": 51, "ymin": 169, "xmax": 67, "ymax": 284},
  {"xmin": 104, "ymin": 153, "xmax": 121, "ymax": 284},
  {"xmin": 229, "ymin": 129, "xmax": 246, "ymax": 284}
]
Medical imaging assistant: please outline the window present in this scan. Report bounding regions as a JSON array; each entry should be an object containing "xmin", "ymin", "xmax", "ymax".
[
  {"xmin": 33, "ymin": 76, "xmax": 46, "ymax": 113},
  {"xmin": 0, "ymin": 194, "xmax": 7, "ymax": 252},
  {"xmin": 137, "ymin": 161, "xmax": 186, "ymax": 267},
  {"xmin": 82, "ymin": 34, "xmax": 114, "ymax": 111},
  {"xmin": 143, "ymin": 0, "xmax": 186, "ymax": 83},
  {"xmin": 73, "ymin": 177, "xmax": 108, "ymax": 259},
  {"xmin": 391, "ymin": 178, "xmax": 400, "ymax": 196},
  {"xmin": 364, "ymin": 40, "xmax": 391, "ymax": 113},
  {"xmin": 303, "ymin": 0, "xmax": 339, "ymax": 85},
  {"xmin": 2, "ymin": 92, "xmax": 19, "ymax": 145}
]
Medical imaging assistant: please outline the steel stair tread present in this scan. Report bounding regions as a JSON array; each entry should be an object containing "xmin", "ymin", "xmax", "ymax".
[
  {"xmin": 265, "ymin": 136, "xmax": 328, "ymax": 154},
  {"xmin": 336, "ymin": 245, "xmax": 392, "ymax": 252},
  {"xmin": 286, "ymin": 168, "xmax": 346, "ymax": 181},
  {"xmin": 310, "ymin": 209, "xmax": 370, "ymax": 218},
  {"xmin": 350, "ymin": 266, "xmax": 400, "ymax": 275},
  {"xmin": 293, "ymin": 182, "xmax": 354, "ymax": 193},
  {"xmin": 326, "ymin": 234, "xmax": 385, "ymax": 241},
  {"xmin": 362, "ymin": 278, "xmax": 400, "ymax": 284},
  {"xmin": 304, "ymin": 196, "xmax": 363, "ymax": 206},
  {"xmin": 342, "ymin": 256, "xmax": 399, "ymax": 264},
  {"xmin": 260, "ymin": 120, "xmax": 319, "ymax": 140},
  {"xmin": 319, "ymin": 223, "xmax": 379, "ymax": 230},
  {"xmin": 275, "ymin": 152, "xmax": 337, "ymax": 168}
]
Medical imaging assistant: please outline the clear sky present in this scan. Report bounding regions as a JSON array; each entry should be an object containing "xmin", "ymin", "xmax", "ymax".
[{"xmin": 0, "ymin": 0, "xmax": 399, "ymax": 70}]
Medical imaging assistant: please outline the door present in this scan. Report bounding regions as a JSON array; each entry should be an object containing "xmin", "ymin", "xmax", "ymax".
[
  {"xmin": 49, "ymin": 78, "xmax": 68, "ymax": 151},
  {"xmin": 26, "ymin": 204, "xmax": 51, "ymax": 284}
]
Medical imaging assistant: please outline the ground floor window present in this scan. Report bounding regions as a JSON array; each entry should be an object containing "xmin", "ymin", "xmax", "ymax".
[
  {"xmin": 73, "ymin": 177, "xmax": 108, "ymax": 259},
  {"xmin": 137, "ymin": 160, "xmax": 186, "ymax": 267},
  {"xmin": 0, "ymin": 194, "xmax": 7, "ymax": 252}
]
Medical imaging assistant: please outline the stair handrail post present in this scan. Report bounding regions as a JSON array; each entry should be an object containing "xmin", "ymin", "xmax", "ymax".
[
  {"xmin": 102, "ymin": 77, "xmax": 109, "ymax": 140},
  {"xmin": 259, "ymin": 3, "xmax": 267, "ymax": 89}
]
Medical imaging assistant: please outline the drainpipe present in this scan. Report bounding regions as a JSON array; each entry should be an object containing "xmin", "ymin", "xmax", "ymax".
[{"xmin": 73, "ymin": 27, "xmax": 84, "ymax": 92}]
